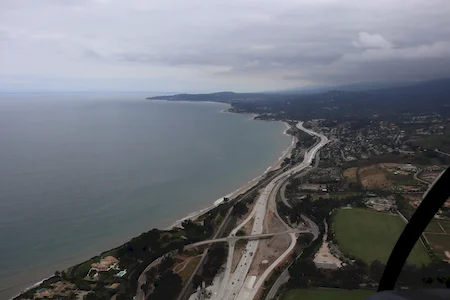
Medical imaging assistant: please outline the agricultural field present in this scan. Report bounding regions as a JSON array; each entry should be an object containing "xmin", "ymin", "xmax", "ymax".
[
  {"xmin": 333, "ymin": 208, "xmax": 430, "ymax": 266},
  {"xmin": 439, "ymin": 220, "xmax": 450, "ymax": 233},
  {"xmin": 423, "ymin": 219, "xmax": 450, "ymax": 261},
  {"xmin": 425, "ymin": 220, "xmax": 445, "ymax": 233},
  {"xmin": 282, "ymin": 288, "xmax": 374, "ymax": 300},
  {"xmin": 425, "ymin": 234, "xmax": 450, "ymax": 261}
]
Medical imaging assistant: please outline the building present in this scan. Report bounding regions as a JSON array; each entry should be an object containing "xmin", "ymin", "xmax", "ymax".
[
  {"xmin": 366, "ymin": 197, "xmax": 396, "ymax": 212},
  {"xmin": 398, "ymin": 164, "xmax": 417, "ymax": 173},
  {"xmin": 34, "ymin": 282, "xmax": 76, "ymax": 299},
  {"xmin": 314, "ymin": 261, "xmax": 340, "ymax": 270},
  {"xmin": 300, "ymin": 183, "xmax": 326, "ymax": 191},
  {"xmin": 91, "ymin": 256, "xmax": 119, "ymax": 272}
]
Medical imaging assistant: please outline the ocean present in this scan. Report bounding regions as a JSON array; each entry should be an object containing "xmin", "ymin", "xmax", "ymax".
[{"xmin": 0, "ymin": 93, "xmax": 291, "ymax": 299}]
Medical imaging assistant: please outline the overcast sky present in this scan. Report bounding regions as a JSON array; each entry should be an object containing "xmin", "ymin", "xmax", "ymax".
[{"xmin": 1, "ymin": 0, "xmax": 450, "ymax": 92}]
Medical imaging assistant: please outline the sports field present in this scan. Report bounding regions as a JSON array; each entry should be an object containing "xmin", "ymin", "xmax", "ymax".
[
  {"xmin": 441, "ymin": 221, "xmax": 450, "ymax": 233},
  {"xmin": 424, "ymin": 233, "xmax": 450, "ymax": 260},
  {"xmin": 282, "ymin": 288, "xmax": 374, "ymax": 300},
  {"xmin": 425, "ymin": 220, "xmax": 445, "ymax": 233},
  {"xmin": 333, "ymin": 208, "xmax": 430, "ymax": 265}
]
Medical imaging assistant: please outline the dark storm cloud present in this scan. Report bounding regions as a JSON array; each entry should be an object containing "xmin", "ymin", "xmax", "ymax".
[{"xmin": 1, "ymin": 0, "xmax": 450, "ymax": 91}]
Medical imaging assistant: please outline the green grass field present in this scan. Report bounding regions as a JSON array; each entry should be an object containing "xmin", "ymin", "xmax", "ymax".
[
  {"xmin": 439, "ymin": 221, "xmax": 450, "ymax": 233},
  {"xmin": 333, "ymin": 208, "xmax": 430, "ymax": 265},
  {"xmin": 425, "ymin": 221, "xmax": 445, "ymax": 233},
  {"xmin": 282, "ymin": 289, "xmax": 374, "ymax": 300},
  {"xmin": 424, "ymin": 233, "xmax": 450, "ymax": 260}
]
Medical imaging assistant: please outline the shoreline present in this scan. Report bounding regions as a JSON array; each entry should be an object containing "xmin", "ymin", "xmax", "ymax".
[
  {"xmin": 165, "ymin": 121, "xmax": 295, "ymax": 230},
  {"xmin": 10, "ymin": 103, "xmax": 296, "ymax": 299}
]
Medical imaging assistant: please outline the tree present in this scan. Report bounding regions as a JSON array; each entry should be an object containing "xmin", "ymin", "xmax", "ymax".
[
  {"xmin": 75, "ymin": 279, "xmax": 90, "ymax": 290},
  {"xmin": 157, "ymin": 257, "xmax": 174, "ymax": 273},
  {"xmin": 199, "ymin": 245, "xmax": 227, "ymax": 284},
  {"xmin": 353, "ymin": 259, "xmax": 368, "ymax": 275},
  {"xmin": 146, "ymin": 268, "xmax": 157, "ymax": 283},
  {"xmin": 192, "ymin": 274, "xmax": 203, "ymax": 289},
  {"xmin": 369, "ymin": 260, "xmax": 385, "ymax": 282},
  {"xmin": 120, "ymin": 228, "xmax": 161, "ymax": 262},
  {"xmin": 297, "ymin": 233, "xmax": 314, "ymax": 247},
  {"xmin": 85, "ymin": 292, "xmax": 97, "ymax": 300},
  {"xmin": 182, "ymin": 219, "xmax": 195, "ymax": 229},
  {"xmin": 233, "ymin": 202, "xmax": 248, "ymax": 216},
  {"xmin": 141, "ymin": 283, "xmax": 149, "ymax": 294},
  {"xmin": 291, "ymin": 276, "xmax": 309, "ymax": 289},
  {"xmin": 341, "ymin": 278, "xmax": 359, "ymax": 290},
  {"xmin": 151, "ymin": 270, "xmax": 182, "ymax": 300},
  {"xmin": 288, "ymin": 259, "xmax": 319, "ymax": 288},
  {"xmin": 236, "ymin": 229, "xmax": 245, "ymax": 236}
]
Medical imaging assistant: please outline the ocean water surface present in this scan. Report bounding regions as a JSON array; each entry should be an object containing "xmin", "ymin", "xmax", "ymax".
[{"xmin": 0, "ymin": 93, "xmax": 291, "ymax": 299}]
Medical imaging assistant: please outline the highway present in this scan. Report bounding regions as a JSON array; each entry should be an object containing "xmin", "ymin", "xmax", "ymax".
[
  {"xmin": 264, "ymin": 214, "xmax": 321, "ymax": 300},
  {"xmin": 136, "ymin": 250, "xmax": 177, "ymax": 300},
  {"xmin": 279, "ymin": 148, "xmax": 321, "ymax": 209},
  {"xmin": 213, "ymin": 122, "xmax": 329, "ymax": 300},
  {"xmin": 186, "ymin": 229, "xmax": 305, "ymax": 248},
  {"xmin": 138, "ymin": 208, "xmax": 234, "ymax": 300}
]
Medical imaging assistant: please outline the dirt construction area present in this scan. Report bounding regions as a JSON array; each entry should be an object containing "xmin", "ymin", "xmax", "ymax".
[
  {"xmin": 349, "ymin": 163, "xmax": 419, "ymax": 190},
  {"xmin": 343, "ymin": 167, "xmax": 358, "ymax": 184},
  {"xmin": 359, "ymin": 164, "xmax": 391, "ymax": 189},
  {"xmin": 248, "ymin": 211, "xmax": 291, "ymax": 276}
]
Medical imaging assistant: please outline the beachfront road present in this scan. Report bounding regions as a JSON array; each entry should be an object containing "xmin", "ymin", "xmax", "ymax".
[{"xmin": 213, "ymin": 122, "xmax": 328, "ymax": 300}]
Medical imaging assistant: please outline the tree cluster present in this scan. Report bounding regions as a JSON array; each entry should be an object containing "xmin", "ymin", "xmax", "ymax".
[
  {"xmin": 195, "ymin": 245, "xmax": 227, "ymax": 287},
  {"xmin": 149, "ymin": 270, "xmax": 182, "ymax": 300},
  {"xmin": 182, "ymin": 219, "xmax": 213, "ymax": 242},
  {"xmin": 279, "ymin": 194, "xmax": 365, "ymax": 227}
]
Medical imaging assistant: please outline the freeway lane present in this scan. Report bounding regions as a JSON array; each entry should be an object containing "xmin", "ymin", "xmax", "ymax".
[
  {"xmin": 213, "ymin": 122, "xmax": 329, "ymax": 300},
  {"xmin": 246, "ymin": 123, "xmax": 328, "ymax": 300}
]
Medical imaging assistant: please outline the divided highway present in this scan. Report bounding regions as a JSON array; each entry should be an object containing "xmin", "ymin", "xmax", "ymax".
[{"xmin": 213, "ymin": 122, "xmax": 329, "ymax": 300}]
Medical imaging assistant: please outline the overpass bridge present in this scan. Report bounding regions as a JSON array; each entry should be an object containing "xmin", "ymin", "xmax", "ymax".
[{"xmin": 185, "ymin": 229, "xmax": 309, "ymax": 249}]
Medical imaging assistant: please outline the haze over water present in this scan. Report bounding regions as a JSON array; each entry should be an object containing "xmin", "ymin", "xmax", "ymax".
[{"xmin": 0, "ymin": 94, "xmax": 291, "ymax": 299}]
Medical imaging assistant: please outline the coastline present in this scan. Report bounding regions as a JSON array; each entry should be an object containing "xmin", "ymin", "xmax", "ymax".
[
  {"xmin": 10, "ymin": 103, "xmax": 296, "ymax": 300},
  {"xmin": 165, "ymin": 121, "xmax": 296, "ymax": 230}
]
